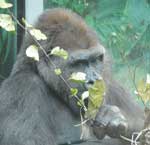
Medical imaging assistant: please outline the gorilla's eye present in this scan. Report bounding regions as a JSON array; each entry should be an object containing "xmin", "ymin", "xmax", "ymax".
[
  {"xmin": 98, "ymin": 54, "xmax": 104, "ymax": 61},
  {"xmin": 75, "ymin": 59, "xmax": 88, "ymax": 66},
  {"xmin": 90, "ymin": 54, "xmax": 104, "ymax": 63}
]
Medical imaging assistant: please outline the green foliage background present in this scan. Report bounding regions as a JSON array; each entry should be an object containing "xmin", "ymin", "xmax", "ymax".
[
  {"xmin": 0, "ymin": 0, "xmax": 17, "ymax": 82},
  {"xmin": 44, "ymin": 0, "xmax": 150, "ymax": 92}
]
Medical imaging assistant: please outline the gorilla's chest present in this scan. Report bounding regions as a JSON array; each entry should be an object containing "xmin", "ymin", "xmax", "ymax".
[{"xmin": 47, "ymin": 94, "xmax": 84, "ymax": 143}]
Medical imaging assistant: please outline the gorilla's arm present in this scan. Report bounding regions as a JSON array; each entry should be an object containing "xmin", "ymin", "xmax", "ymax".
[
  {"xmin": 93, "ymin": 79, "xmax": 144, "ymax": 139},
  {"xmin": 0, "ymin": 71, "xmax": 56, "ymax": 145},
  {"xmin": 106, "ymin": 80, "xmax": 144, "ymax": 134}
]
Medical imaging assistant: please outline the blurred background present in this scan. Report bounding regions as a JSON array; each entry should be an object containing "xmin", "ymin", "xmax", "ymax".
[{"xmin": 0, "ymin": 0, "xmax": 150, "ymax": 100}]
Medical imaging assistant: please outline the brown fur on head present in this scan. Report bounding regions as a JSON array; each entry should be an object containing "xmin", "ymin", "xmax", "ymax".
[
  {"xmin": 35, "ymin": 8, "xmax": 99, "ymax": 51},
  {"xmin": 37, "ymin": 8, "xmax": 87, "ymax": 32}
]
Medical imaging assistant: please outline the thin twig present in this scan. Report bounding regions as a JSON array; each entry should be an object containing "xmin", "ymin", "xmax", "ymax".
[
  {"xmin": 120, "ymin": 135, "xmax": 137, "ymax": 144},
  {"xmin": 121, "ymin": 128, "xmax": 150, "ymax": 145}
]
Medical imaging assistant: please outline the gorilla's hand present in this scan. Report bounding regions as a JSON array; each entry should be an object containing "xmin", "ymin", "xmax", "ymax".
[{"xmin": 92, "ymin": 105, "xmax": 128, "ymax": 139}]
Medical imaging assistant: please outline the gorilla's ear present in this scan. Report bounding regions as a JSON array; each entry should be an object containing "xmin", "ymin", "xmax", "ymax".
[{"xmin": 89, "ymin": 44, "xmax": 105, "ymax": 57}]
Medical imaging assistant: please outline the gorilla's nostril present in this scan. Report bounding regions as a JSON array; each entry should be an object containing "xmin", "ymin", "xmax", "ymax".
[{"xmin": 87, "ymin": 80, "xmax": 94, "ymax": 85}]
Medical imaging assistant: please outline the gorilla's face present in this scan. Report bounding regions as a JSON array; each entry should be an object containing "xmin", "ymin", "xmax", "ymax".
[{"xmin": 37, "ymin": 45, "xmax": 105, "ymax": 101}]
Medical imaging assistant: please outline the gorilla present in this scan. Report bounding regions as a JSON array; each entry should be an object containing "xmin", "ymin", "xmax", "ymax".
[{"xmin": 0, "ymin": 8, "xmax": 144, "ymax": 145}]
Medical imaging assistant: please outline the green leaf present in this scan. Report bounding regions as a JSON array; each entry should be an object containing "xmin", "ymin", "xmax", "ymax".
[
  {"xmin": 86, "ymin": 80, "xmax": 105, "ymax": 119},
  {"xmin": 50, "ymin": 46, "xmax": 68, "ymax": 60},
  {"xmin": 69, "ymin": 72, "xmax": 86, "ymax": 83},
  {"xmin": 77, "ymin": 99, "xmax": 84, "ymax": 107},
  {"xmin": 70, "ymin": 88, "xmax": 78, "ymax": 96},
  {"xmin": 22, "ymin": 18, "xmax": 33, "ymax": 28},
  {"xmin": 77, "ymin": 100, "xmax": 83, "ymax": 107},
  {"xmin": 0, "ymin": 1, "xmax": 13, "ymax": 9},
  {"xmin": 0, "ymin": 14, "xmax": 15, "ymax": 31},
  {"xmin": 54, "ymin": 68, "xmax": 62, "ymax": 75},
  {"xmin": 29, "ymin": 28, "xmax": 47, "ymax": 40},
  {"xmin": 26, "ymin": 45, "xmax": 39, "ymax": 61},
  {"xmin": 136, "ymin": 74, "xmax": 150, "ymax": 104}
]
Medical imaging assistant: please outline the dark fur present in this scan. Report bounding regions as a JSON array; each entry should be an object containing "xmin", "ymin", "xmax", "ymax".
[{"xmin": 0, "ymin": 8, "xmax": 144, "ymax": 145}]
